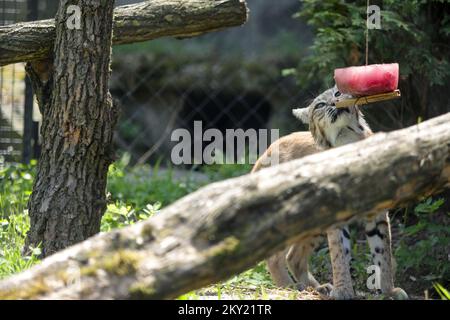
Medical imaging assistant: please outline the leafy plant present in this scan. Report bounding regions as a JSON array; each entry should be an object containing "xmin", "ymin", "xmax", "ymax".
[
  {"xmin": 395, "ymin": 197, "xmax": 450, "ymax": 297},
  {"xmin": 0, "ymin": 212, "xmax": 40, "ymax": 279},
  {"xmin": 101, "ymin": 202, "xmax": 160, "ymax": 232},
  {"xmin": 201, "ymin": 163, "xmax": 252, "ymax": 182},
  {"xmin": 290, "ymin": 0, "xmax": 450, "ymax": 128},
  {"xmin": 297, "ymin": 0, "xmax": 450, "ymax": 85},
  {"xmin": 0, "ymin": 160, "xmax": 36, "ymax": 216},
  {"xmin": 107, "ymin": 155, "xmax": 199, "ymax": 211},
  {"xmin": 414, "ymin": 198, "xmax": 445, "ymax": 215}
]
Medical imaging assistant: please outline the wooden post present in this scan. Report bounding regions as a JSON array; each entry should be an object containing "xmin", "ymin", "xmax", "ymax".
[
  {"xmin": 22, "ymin": 0, "xmax": 39, "ymax": 164},
  {"xmin": 24, "ymin": 0, "xmax": 118, "ymax": 257}
]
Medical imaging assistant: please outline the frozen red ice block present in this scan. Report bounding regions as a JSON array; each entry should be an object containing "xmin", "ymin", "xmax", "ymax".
[{"xmin": 334, "ymin": 63, "xmax": 399, "ymax": 97}]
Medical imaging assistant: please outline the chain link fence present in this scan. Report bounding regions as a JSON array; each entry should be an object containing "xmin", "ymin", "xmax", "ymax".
[
  {"xmin": 0, "ymin": 0, "xmax": 311, "ymax": 167},
  {"xmin": 110, "ymin": 53, "xmax": 304, "ymax": 165},
  {"xmin": 0, "ymin": 0, "xmax": 24, "ymax": 165},
  {"xmin": 0, "ymin": 0, "xmax": 57, "ymax": 166}
]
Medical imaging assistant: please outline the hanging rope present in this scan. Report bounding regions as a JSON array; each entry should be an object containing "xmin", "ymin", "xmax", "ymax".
[{"xmin": 365, "ymin": 0, "xmax": 370, "ymax": 66}]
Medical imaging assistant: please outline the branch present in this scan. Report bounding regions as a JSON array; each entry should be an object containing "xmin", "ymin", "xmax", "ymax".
[
  {"xmin": 0, "ymin": 0, "xmax": 248, "ymax": 66},
  {"xmin": 0, "ymin": 113, "xmax": 449, "ymax": 299}
]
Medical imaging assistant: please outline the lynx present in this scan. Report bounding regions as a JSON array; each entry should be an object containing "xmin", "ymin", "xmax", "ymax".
[{"xmin": 251, "ymin": 86, "xmax": 407, "ymax": 299}]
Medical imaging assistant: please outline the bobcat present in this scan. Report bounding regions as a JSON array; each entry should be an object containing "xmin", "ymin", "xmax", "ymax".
[{"xmin": 251, "ymin": 86, "xmax": 407, "ymax": 299}]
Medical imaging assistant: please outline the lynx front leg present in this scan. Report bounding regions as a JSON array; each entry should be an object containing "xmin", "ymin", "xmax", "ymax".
[
  {"xmin": 365, "ymin": 211, "xmax": 408, "ymax": 299},
  {"xmin": 266, "ymin": 249, "xmax": 295, "ymax": 288},
  {"xmin": 327, "ymin": 227, "xmax": 355, "ymax": 299},
  {"xmin": 286, "ymin": 238, "xmax": 321, "ymax": 291}
]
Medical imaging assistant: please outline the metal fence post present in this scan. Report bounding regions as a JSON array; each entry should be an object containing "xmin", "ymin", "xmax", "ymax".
[{"xmin": 22, "ymin": 0, "xmax": 38, "ymax": 164}]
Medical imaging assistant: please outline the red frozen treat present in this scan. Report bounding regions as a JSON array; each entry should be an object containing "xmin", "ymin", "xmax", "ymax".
[{"xmin": 334, "ymin": 63, "xmax": 399, "ymax": 97}]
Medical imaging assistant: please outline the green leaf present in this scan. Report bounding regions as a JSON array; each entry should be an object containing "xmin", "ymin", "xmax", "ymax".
[
  {"xmin": 433, "ymin": 283, "xmax": 450, "ymax": 300},
  {"xmin": 414, "ymin": 198, "xmax": 445, "ymax": 215}
]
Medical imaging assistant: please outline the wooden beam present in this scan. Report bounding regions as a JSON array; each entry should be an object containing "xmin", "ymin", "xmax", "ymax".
[
  {"xmin": 0, "ymin": 0, "xmax": 248, "ymax": 66},
  {"xmin": 335, "ymin": 90, "xmax": 401, "ymax": 108}
]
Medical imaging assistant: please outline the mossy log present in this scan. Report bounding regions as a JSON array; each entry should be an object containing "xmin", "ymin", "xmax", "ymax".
[
  {"xmin": 0, "ymin": 113, "xmax": 449, "ymax": 299},
  {"xmin": 0, "ymin": 0, "xmax": 248, "ymax": 66}
]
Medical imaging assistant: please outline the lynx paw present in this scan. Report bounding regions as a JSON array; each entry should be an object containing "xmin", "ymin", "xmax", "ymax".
[
  {"xmin": 315, "ymin": 283, "xmax": 333, "ymax": 296},
  {"xmin": 389, "ymin": 287, "xmax": 408, "ymax": 300},
  {"xmin": 295, "ymin": 283, "xmax": 307, "ymax": 291},
  {"xmin": 329, "ymin": 286, "xmax": 355, "ymax": 300}
]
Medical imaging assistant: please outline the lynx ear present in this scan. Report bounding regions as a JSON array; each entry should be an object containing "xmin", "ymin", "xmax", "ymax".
[{"xmin": 292, "ymin": 107, "xmax": 310, "ymax": 124}]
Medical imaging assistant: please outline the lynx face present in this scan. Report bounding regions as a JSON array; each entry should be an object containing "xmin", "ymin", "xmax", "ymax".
[{"xmin": 293, "ymin": 86, "xmax": 371, "ymax": 148}]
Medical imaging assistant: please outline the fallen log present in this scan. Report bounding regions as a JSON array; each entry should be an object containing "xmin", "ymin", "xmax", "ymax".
[
  {"xmin": 0, "ymin": 112, "xmax": 449, "ymax": 299},
  {"xmin": 0, "ymin": 0, "xmax": 248, "ymax": 66}
]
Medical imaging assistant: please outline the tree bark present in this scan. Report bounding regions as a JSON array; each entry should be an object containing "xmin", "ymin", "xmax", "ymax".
[
  {"xmin": 25, "ymin": 0, "xmax": 118, "ymax": 257},
  {"xmin": 0, "ymin": 113, "xmax": 449, "ymax": 299},
  {"xmin": 0, "ymin": 0, "xmax": 248, "ymax": 66}
]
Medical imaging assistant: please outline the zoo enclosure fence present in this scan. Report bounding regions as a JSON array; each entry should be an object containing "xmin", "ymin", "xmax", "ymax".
[{"xmin": 0, "ymin": 0, "xmax": 304, "ymax": 168}]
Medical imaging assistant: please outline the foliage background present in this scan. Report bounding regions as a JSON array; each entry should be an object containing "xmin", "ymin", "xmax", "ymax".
[{"xmin": 290, "ymin": 0, "xmax": 450, "ymax": 130}]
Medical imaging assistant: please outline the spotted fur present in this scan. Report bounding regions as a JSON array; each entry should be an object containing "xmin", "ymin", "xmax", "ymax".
[{"xmin": 252, "ymin": 86, "xmax": 407, "ymax": 300}]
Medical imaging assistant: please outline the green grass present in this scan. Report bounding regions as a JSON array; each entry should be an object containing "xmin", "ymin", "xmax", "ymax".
[
  {"xmin": 107, "ymin": 155, "xmax": 199, "ymax": 211},
  {"xmin": 0, "ymin": 157, "xmax": 252, "ymax": 281},
  {"xmin": 0, "ymin": 211, "xmax": 40, "ymax": 278},
  {"xmin": 0, "ymin": 160, "xmax": 35, "ymax": 216},
  {"xmin": 0, "ymin": 158, "xmax": 449, "ymax": 300},
  {"xmin": 434, "ymin": 283, "xmax": 450, "ymax": 300},
  {"xmin": 393, "ymin": 197, "xmax": 450, "ymax": 297},
  {"xmin": 0, "ymin": 161, "xmax": 40, "ymax": 278}
]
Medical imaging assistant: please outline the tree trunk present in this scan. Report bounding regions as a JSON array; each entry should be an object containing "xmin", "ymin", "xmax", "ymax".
[
  {"xmin": 0, "ymin": 113, "xmax": 448, "ymax": 299},
  {"xmin": 25, "ymin": 0, "xmax": 118, "ymax": 257},
  {"xmin": 0, "ymin": 0, "xmax": 248, "ymax": 66}
]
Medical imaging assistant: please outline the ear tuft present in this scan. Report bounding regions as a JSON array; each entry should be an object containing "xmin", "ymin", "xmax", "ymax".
[{"xmin": 292, "ymin": 107, "xmax": 310, "ymax": 124}]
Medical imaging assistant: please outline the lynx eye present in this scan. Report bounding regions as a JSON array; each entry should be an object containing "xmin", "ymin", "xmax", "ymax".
[
  {"xmin": 334, "ymin": 91, "xmax": 341, "ymax": 97},
  {"xmin": 314, "ymin": 102, "xmax": 326, "ymax": 109}
]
